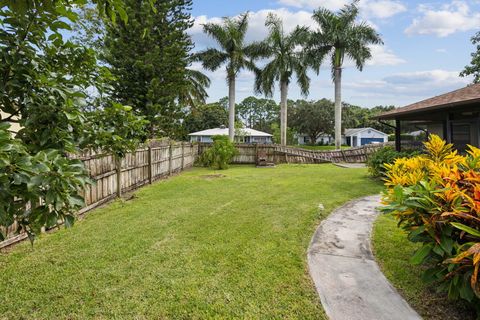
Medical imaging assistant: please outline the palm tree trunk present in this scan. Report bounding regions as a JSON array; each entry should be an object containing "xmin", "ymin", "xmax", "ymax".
[
  {"xmin": 280, "ymin": 80, "xmax": 288, "ymax": 146},
  {"xmin": 228, "ymin": 77, "xmax": 236, "ymax": 141},
  {"xmin": 334, "ymin": 67, "xmax": 342, "ymax": 150}
]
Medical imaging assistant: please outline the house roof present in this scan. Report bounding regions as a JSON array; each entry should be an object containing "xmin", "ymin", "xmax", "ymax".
[
  {"xmin": 377, "ymin": 83, "xmax": 480, "ymax": 120},
  {"xmin": 344, "ymin": 127, "xmax": 387, "ymax": 136},
  {"xmin": 188, "ymin": 127, "xmax": 272, "ymax": 137}
]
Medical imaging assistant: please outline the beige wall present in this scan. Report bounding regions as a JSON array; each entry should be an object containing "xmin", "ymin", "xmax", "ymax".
[{"xmin": 1, "ymin": 111, "xmax": 21, "ymax": 134}]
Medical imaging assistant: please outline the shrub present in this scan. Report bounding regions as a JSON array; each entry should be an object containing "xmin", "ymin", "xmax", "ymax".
[
  {"xmin": 382, "ymin": 135, "xmax": 480, "ymax": 313},
  {"xmin": 200, "ymin": 135, "xmax": 238, "ymax": 170},
  {"xmin": 367, "ymin": 146, "xmax": 419, "ymax": 177}
]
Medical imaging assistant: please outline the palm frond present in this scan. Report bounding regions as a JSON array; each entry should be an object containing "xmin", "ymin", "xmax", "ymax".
[{"xmin": 194, "ymin": 48, "xmax": 228, "ymax": 71}]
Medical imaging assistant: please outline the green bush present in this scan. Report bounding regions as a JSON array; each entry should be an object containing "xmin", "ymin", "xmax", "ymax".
[
  {"xmin": 367, "ymin": 146, "xmax": 419, "ymax": 177},
  {"xmin": 382, "ymin": 135, "xmax": 480, "ymax": 314},
  {"xmin": 200, "ymin": 135, "xmax": 238, "ymax": 170}
]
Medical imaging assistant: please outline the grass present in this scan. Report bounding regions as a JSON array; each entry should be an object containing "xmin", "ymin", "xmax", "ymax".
[
  {"xmin": 291, "ymin": 145, "xmax": 350, "ymax": 151},
  {"xmin": 0, "ymin": 164, "xmax": 382, "ymax": 319},
  {"xmin": 372, "ymin": 214, "xmax": 476, "ymax": 320}
]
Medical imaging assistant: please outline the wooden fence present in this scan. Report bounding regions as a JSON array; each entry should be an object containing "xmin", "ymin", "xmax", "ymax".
[
  {"xmin": 0, "ymin": 141, "xmax": 198, "ymax": 249},
  {"xmin": 198, "ymin": 142, "xmax": 401, "ymax": 165}
]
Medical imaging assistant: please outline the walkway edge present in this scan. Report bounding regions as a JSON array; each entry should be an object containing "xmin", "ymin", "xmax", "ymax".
[{"xmin": 307, "ymin": 195, "xmax": 422, "ymax": 320}]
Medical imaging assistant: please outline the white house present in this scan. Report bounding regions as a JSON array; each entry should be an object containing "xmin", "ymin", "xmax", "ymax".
[
  {"xmin": 296, "ymin": 133, "xmax": 333, "ymax": 145},
  {"xmin": 188, "ymin": 126, "xmax": 273, "ymax": 144},
  {"xmin": 344, "ymin": 128, "xmax": 388, "ymax": 147}
]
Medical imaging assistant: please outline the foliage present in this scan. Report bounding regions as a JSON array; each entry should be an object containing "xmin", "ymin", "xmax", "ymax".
[
  {"xmin": 103, "ymin": 0, "xmax": 194, "ymax": 138},
  {"xmin": 382, "ymin": 135, "xmax": 480, "ymax": 312},
  {"xmin": 271, "ymin": 123, "xmax": 296, "ymax": 145},
  {"xmin": 0, "ymin": 0, "xmax": 127, "ymax": 243},
  {"xmin": 184, "ymin": 102, "xmax": 228, "ymax": 136},
  {"xmin": 373, "ymin": 214, "xmax": 476, "ymax": 319},
  {"xmin": 250, "ymin": 13, "xmax": 310, "ymax": 97},
  {"xmin": 0, "ymin": 124, "xmax": 90, "ymax": 242},
  {"xmin": 200, "ymin": 135, "xmax": 238, "ymax": 170},
  {"xmin": 343, "ymin": 104, "xmax": 395, "ymax": 134},
  {"xmin": 179, "ymin": 65, "xmax": 212, "ymax": 108},
  {"xmin": 367, "ymin": 146, "xmax": 420, "ymax": 177},
  {"xmin": 461, "ymin": 31, "xmax": 480, "ymax": 84},
  {"xmin": 83, "ymin": 104, "xmax": 149, "ymax": 158},
  {"xmin": 290, "ymin": 99, "xmax": 335, "ymax": 144},
  {"xmin": 236, "ymin": 96, "xmax": 279, "ymax": 132}
]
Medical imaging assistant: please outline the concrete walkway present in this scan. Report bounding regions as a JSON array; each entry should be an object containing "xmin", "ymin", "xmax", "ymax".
[{"xmin": 307, "ymin": 195, "xmax": 421, "ymax": 320}]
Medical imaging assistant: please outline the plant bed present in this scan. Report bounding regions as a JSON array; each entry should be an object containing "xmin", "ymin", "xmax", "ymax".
[{"xmin": 373, "ymin": 214, "xmax": 476, "ymax": 319}]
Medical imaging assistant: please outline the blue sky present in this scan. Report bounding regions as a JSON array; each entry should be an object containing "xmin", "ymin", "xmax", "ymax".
[{"xmin": 188, "ymin": 0, "xmax": 480, "ymax": 108}]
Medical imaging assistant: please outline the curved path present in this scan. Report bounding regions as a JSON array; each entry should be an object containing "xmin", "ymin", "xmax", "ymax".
[{"xmin": 307, "ymin": 195, "xmax": 422, "ymax": 320}]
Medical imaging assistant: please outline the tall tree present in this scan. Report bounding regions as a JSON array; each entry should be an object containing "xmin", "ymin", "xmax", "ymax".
[
  {"xmin": 308, "ymin": 1, "xmax": 383, "ymax": 149},
  {"xmin": 194, "ymin": 13, "xmax": 257, "ymax": 141},
  {"xmin": 183, "ymin": 101, "xmax": 228, "ymax": 135},
  {"xmin": 290, "ymin": 99, "xmax": 335, "ymax": 144},
  {"xmin": 460, "ymin": 31, "xmax": 480, "ymax": 83},
  {"xmin": 251, "ymin": 13, "xmax": 310, "ymax": 146},
  {"xmin": 236, "ymin": 96, "xmax": 279, "ymax": 132},
  {"xmin": 104, "ymin": 0, "xmax": 193, "ymax": 138}
]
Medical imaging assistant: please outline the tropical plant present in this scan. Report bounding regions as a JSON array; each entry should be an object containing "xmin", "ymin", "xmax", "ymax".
[
  {"xmin": 250, "ymin": 13, "xmax": 310, "ymax": 146},
  {"xmin": 200, "ymin": 135, "xmax": 238, "ymax": 170},
  {"xmin": 82, "ymin": 103, "xmax": 149, "ymax": 159},
  {"xmin": 194, "ymin": 12, "xmax": 257, "ymax": 141},
  {"xmin": 366, "ymin": 146, "xmax": 420, "ymax": 177},
  {"xmin": 0, "ymin": 0, "xmax": 128, "ymax": 243},
  {"xmin": 0, "ymin": 123, "xmax": 90, "ymax": 243},
  {"xmin": 308, "ymin": 0, "xmax": 383, "ymax": 149},
  {"xmin": 382, "ymin": 135, "xmax": 480, "ymax": 313},
  {"xmin": 179, "ymin": 66, "xmax": 212, "ymax": 108}
]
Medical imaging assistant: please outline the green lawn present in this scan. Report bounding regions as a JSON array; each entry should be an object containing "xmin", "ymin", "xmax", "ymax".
[
  {"xmin": 1, "ymin": 165, "xmax": 381, "ymax": 319},
  {"xmin": 373, "ymin": 214, "xmax": 476, "ymax": 320}
]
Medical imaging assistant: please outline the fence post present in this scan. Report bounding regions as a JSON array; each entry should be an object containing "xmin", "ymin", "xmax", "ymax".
[
  {"xmin": 181, "ymin": 142, "xmax": 185, "ymax": 169},
  {"xmin": 148, "ymin": 146, "xmax": 153, "ymax": 184},
  {"xmin": 168, "ymin": 142, "xmax": 173, "ymax": 175},
  {"xmin": 255, "ymin": 143, "xmax": 258, "ymax": 165},
  {"xmin": 115, "ymin": 156, "xmax": 122, "ymax": 197}
]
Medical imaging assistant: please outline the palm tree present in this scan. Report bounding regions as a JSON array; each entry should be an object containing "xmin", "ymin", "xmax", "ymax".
[
  {"xmin": 178, "ymin": 65, "xmax": 211, "ymax": 108},
  {"xmin": 251, "ymin": 13, "xmax": 310, "ymax": 146},
  {"xmin": 308, "ymin": 1, "xmax": 383, "ymax": 149},
  {"xmin": 194, "ymin": 13, "xmax": 256, "ymax": 141}
]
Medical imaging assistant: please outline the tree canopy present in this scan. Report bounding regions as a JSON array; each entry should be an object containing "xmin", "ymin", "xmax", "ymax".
[
  {"xmin": 461, "ymin": 31, "xmax": 480, "ymax": 83},
  {"xmin": 103, "ymin": 0, "xmax": 194, "ymax": 138}
]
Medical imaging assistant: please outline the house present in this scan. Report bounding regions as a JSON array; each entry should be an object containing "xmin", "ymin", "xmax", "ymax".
[
  {"xmin": 296, "ymin": 133, "xmax": 333, "ymax": 145},
  {"xmin": 344, "ymin": 128, "xmax": 388, "ymax": 147},
  {"xmin": 188, "ymin": 126, "xmax": 273, "ymax": 144},
  {"xmin": 377, "ymin": 83, "xmax": 480, "ymax": 151}
]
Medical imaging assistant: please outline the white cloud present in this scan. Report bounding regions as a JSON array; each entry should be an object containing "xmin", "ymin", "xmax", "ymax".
[
  {"xmin": 190, "ymin": 9, "xmax": 315, "ymax": 50},
  {"xmin": 405, "ymin": 1, "xmax": 480, "ymax": 37},
  {"xmin": 190, "ymin": 9, "xmax": 403, "ymax": 68},
  {"xmin": 436, "ymin": 48, "xmax": 447, "ymax": 53},
  {"xmin": 366, "ymin": 45, "xmax": 406, "ymax": 66},
  {"xmin": 276, "ymin": 0, "xmax": 406, "ymax": 18},
  {"xmin": 344, "ymin": 69, "xmax": 472, "ymax": 105}
]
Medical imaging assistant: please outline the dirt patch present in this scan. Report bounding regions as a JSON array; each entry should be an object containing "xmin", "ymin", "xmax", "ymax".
[{"xmin": 200, "ymin": 174, "xmax": 226, "ymax": 179}]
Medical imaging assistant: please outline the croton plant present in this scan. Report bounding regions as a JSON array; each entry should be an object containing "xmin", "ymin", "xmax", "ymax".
[{"xmin": 382, "ymin": 135, "xmax": 480, "ymax": 311}]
